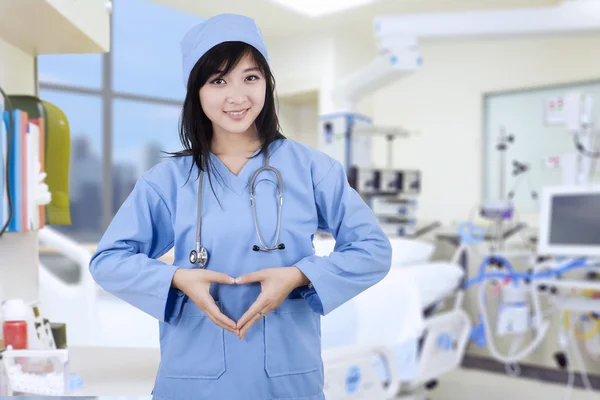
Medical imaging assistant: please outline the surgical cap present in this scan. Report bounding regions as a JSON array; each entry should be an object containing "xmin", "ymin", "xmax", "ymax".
[{"xmin": 180, "ymin": 13, "xmax": 269, "ymax": 88}]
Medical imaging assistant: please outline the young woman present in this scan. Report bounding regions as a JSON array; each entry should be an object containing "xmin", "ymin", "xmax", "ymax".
[{"xmin": 89, "ymin": 13, "xmax": 392, "ymax": 400}]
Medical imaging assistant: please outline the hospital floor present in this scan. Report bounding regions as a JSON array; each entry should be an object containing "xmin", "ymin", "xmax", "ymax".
[{"xmin": 429, "ymin": 368, "xmax": 593, "ymax": 400}]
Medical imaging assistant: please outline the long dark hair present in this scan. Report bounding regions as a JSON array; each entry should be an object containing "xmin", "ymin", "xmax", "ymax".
[{"xmin": 169, "ymin": 41, "xmax": 285, "ymax": 194}]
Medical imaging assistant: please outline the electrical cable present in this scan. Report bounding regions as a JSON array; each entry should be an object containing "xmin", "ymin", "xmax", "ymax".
[
  {"xmin": 566, "ymin": 313, "xmax": 596, "ymax": 400},
  {"xmin": 504, "ymin": 334, "xmax": 524, "ymax": 377},
  {"xmin": 559, "ymin": 325, "xmax": 575, "ymax": 400},
  {"xmin": 0, "ymin": 85, "xmax": 13, "ymax": 238},
  {"xmin": 573, "ymin": 131, "xmax": 600, "ymax": 159},
  {"xmin": 564, "ymin": 311, "xmax": 600, "ymax": 340},
  {"xmin": 583, "ymin": 332, "xmax": 600, "ymax": 362}
]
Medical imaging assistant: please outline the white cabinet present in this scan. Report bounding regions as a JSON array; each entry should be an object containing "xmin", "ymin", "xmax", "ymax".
[{"xmin": 0, "ymin": 0, "xmax": 110, "ymax": 56}]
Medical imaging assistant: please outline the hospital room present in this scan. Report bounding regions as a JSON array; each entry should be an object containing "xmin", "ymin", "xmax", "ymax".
[{"xmin": 2, "ymin": 0, "xmax": 600, "ymax": 398}]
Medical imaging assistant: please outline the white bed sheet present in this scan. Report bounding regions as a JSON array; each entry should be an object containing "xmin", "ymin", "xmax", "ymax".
[
  {"xmin": 312, "ymin": 237, "xmax": 464, "ymax": 312},
  {"xmin": 321, "ymin": 267, "xmax": 425, "ymax": 350},
  {"xmin": 321, "ymin": 268, "xmax": 424, "ymax": 381},
  {"xmin": 319, "ymin": 263, "xmax": 464, "ymax": 348}
]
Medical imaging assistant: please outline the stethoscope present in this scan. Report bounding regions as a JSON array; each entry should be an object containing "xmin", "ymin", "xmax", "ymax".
[{"xmin": 189, "ymin": 146, "xmax": 285, "ymax": 267}]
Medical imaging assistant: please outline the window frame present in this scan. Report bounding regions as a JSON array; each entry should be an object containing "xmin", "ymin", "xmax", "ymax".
[{"xmin": 38, "ymin": 6, "xmax": 183, "ymax": 231}]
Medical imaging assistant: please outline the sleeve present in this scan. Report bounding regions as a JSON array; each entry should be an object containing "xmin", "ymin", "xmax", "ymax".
[
  {"xmin": 88, "ymin": 175, "xmax": 184, "ymax": 324},
  {"xmin": 294, "ymin": 159, "xmax": 393, "ymax": 316}
]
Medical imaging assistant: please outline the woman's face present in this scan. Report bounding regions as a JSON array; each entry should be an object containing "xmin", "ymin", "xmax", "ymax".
[{"xmin": 199, "ymin": 54, "xmax": 266, "ymax": 137}]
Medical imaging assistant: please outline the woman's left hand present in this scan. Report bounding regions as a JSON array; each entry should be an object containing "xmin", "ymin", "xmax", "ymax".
[{"xmin": 234, "ymin": 266, "xmax": 310, "ymax": 339}]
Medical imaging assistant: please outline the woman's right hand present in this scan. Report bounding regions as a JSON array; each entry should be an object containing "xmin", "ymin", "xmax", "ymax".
[{"xmin": 172, "ymin": 268, "xmax": 239, "ymax": 335}]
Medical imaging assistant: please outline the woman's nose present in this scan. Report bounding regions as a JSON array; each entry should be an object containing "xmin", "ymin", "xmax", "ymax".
[{"xmin": 226, "ymin": 84, "xmax": 247, "ymax": 104}]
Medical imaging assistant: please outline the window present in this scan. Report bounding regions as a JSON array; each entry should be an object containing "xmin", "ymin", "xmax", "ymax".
[
  {"xmin": 38, "ymin": 0, "xmax": 202, "ymax": 235},
  {"xmin": 112, "ymin": 99, "xmax": 182, "ymax": 211},
  {"xmin": 37, "ymin": 54, "xmax": 102, "ymax": 89}
]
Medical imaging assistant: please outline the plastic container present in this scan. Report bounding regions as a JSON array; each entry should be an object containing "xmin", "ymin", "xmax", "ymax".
[
  {"xmin": 2, "ymin": 299, "xmax": 29, "ymax": 350},
  {"xmin": 2, "ymin": 348, "xmax": 69, "ymax": 395},
  {"xmin": 0, "ymin": 353, "xmax": 12, "ymax": 396}
]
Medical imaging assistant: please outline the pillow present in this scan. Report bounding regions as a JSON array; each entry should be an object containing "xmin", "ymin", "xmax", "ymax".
[{"xmin": 389, "ymin": 237, "xmax": 435, "ymax": 267}]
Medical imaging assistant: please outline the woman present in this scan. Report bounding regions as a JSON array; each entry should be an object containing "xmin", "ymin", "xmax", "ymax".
[{"xmin": 89, "ymin": 13, "xmax": 392, "ymax": 400}]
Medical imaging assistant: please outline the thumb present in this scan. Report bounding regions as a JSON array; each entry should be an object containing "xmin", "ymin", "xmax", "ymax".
[
  {"xmin": 234, "ymin": 270, "xmax": 266, "ymax": 285},
  {"xmin": 203, "ymin": 270, "xmax": 236, "ymax": 284}
]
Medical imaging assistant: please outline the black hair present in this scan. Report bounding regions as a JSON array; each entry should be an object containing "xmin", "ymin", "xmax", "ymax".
[{"xmin": 169, "ymin": 41, "xmax": 286, "ymax": 193}]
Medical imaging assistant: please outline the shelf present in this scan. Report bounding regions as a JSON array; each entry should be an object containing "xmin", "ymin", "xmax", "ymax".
[{"xmin": 0, "ymin": 0, "xmax": 110, "ymax": 56}]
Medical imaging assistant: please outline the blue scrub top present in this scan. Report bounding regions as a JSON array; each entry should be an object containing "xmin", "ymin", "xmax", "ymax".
[{"xmin": 89, "ymin": 138, "xmax": 392, "ymax": 400}]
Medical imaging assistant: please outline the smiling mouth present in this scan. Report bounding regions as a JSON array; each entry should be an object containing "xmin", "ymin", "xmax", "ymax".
[{"xmin": 224, "ymin": 108, "xmax": 249, "ymax": 116}]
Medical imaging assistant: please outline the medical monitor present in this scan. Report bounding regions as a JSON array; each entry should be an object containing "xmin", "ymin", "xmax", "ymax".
[{"xmin": 538, "ymin": 185, "xmax": 600, "ymax": 257}]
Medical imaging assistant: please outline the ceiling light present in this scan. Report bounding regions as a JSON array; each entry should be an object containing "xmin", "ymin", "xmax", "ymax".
[{"xmin": 270, "ymin": 0, "xmax": 376, "ymax": 18}]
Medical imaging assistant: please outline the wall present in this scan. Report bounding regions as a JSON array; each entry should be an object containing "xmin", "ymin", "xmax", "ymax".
[
  {"xmin": 278, "ymin": 96, "xmax": 319, "ymax": 148},
  {"xmin": 372, "ymin": 33, "xmax": 600, "ymax": 227},
  {"xmin": 0, "ymin": 37, "xmax": 36, "ymax": 94},
  {"xmin": 265, "ymin": 32, "xmax": 331, "ymax": 98},
  {"xmin": 265, "ymin": 30, "xmax": 377, "ymax": 149},
  {"xmin": 0, "ymin": 37, "xmax": 39, "ymax": 303}
]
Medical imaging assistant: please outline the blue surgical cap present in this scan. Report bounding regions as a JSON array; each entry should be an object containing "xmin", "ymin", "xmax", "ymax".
[{"xmin": 180, "ymin": 13, "xmax": 269, "ymax": 88}]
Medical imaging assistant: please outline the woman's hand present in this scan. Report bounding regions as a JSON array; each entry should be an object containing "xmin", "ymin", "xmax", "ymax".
[
  {"xmin": 172, "ymin": 268, "xmax": 239, "ymax": 335},
  {"xmin": 234, "ymin": 266, "xmax": 310, "ymax": 339}
]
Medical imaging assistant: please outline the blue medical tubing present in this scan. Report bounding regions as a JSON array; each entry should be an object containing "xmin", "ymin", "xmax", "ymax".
[{"xmin": 465, "ymin": 256, "xmax": 589, "ymax": 289}]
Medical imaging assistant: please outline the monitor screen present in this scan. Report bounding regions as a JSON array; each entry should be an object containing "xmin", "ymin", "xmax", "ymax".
[{"xmin": 549, "ymin": 193, "xmax": 600, "ymax": 246}]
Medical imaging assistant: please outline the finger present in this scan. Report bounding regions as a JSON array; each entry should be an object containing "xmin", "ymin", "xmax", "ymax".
[
  {"xmin": 234, "ymin": 270, "xmax": 266, "ymax": 285},
  {"xmin": 204, "ymin": 270, "xmax": 236, "ymax": 285},
  {"xmin": 205, "ymin": 301, "xmax": 237, "ymax": 330},
  {"xmin": 206, "ymin": 313, "xmax": 239, "ymax": 335},
  {"xmin": 239, "ymin": 313, "xmax": 263, "ymax": 339},
  {"xmin": 236, "ymin": 294, "xmax": 269, "ymax": 329}
]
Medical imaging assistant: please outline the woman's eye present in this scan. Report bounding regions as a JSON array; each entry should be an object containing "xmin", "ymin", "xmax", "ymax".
[
  {"xmin": 246, "ymin": 75, "xmax": 260, "ymax": 81},
  {"xmin": 211, "ymin": 78, "xmax": 225, "ymax": 84}
]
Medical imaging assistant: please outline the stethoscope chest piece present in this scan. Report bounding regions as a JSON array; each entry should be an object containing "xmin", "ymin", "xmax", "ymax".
[{"xmin": 189, "ymin": 246, "xmax": 208, "ymax": 268}]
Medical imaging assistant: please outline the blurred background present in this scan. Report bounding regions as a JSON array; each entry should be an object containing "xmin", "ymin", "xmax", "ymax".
[{"xmin": 1, "ymin": 0, "xmax": 600, "ymax": 398}]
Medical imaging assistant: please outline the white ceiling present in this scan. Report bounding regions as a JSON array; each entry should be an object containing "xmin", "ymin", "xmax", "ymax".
[{"xmin": 148, "ymin": 0, "xmax": 561, "ymax": 38}]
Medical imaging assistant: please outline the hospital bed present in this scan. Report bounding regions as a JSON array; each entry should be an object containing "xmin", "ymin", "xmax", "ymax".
[{"xmin": 315, "ymin": 237, "xmax": 472, "ymax": 399}]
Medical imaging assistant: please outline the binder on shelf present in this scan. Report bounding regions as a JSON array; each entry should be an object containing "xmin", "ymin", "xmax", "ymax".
[
  {"xmin": 0, "ymin": 99, "xmax": 7, "ymax": 229},
  {"xmin": 1, "ymin": 98, "xmax": 71, "ymax": 233},
  {"xmin": 30, "ymin": 118, "xmax": 46, "ymax": 229},
  {"xmin": 2, "ymin": 109, "xmax": 27, "ymax": 232},
  {"xmin": 8, "ymin": 95, "xmax": 47, "ymax": 230},
  {"xmin": 0, "ymin": 109, "xmax": 43, "ymax": 233}
]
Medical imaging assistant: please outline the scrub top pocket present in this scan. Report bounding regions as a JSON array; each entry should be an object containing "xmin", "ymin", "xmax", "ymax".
[
  {"xmin": 264, "ymin": 298, "xmax": 322, "ymax": 378},
  {"xmin": 162, "ymin": 299, "xmax": 226, "ymax": 379}
]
